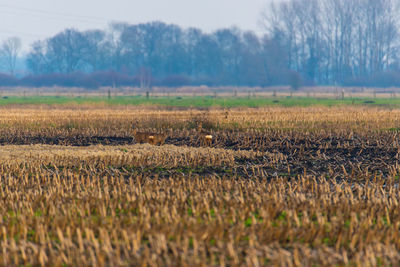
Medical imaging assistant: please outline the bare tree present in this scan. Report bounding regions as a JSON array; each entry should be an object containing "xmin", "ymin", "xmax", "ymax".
[{"xmin": 0, "ymin": 37, "xmax": 21, "ymax": 75}]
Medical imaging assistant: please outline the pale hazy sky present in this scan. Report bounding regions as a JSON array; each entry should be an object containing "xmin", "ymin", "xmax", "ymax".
[{"xmin": 0, "ymin": 0, "xmax": 269, "ymax": 52}]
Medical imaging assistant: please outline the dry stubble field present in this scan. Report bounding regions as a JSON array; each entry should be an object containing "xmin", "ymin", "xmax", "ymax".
[{"xmin": 0, "ymin": 105, "xmax": 400, "ymax": 266}]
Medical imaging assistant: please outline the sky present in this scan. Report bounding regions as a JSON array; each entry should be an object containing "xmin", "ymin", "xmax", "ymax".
[{"xmin": 0, "ymin": 0, "xmax": 269, "ymax": 52}]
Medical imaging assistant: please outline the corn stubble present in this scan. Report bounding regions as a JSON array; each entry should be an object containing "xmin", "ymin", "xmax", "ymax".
[{"xmin": 0, "ymin": 106, "xmax": 399, "ymax": 266}]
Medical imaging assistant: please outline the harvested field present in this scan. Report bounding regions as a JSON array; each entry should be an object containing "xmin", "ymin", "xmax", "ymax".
[{"xmin": 0, "ymin": 105, "xmax": 399, "ymax": 266}]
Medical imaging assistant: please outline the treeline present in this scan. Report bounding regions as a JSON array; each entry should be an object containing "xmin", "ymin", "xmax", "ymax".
[
  {"xmin": 0, "ymin": 0, "xmax": 400, "ymax": 88},
  {"xmin": 263, "ymin": 0, "xmax": 400, "ymax": 86},
  {"xmin": 0, "ymin": 22, "xmax": 296, "ymax": 88},
  {"xmin": 23, "ymin": 22, "xmax": 294, "ymax": 88}
]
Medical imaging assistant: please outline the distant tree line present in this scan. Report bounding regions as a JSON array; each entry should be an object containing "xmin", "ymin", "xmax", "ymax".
[
  {"xmin": 0, "ymin": 21, "xmax": 303, "ymax": 88},
  {"xmin": 262, "ymin": 0, "xmax": 400, "ymax": 86},
  {"xmin": 0, "ymin": 0, "xmax": 400, "ymax": 89},
  {"xmin": 22, "ymin": 22, "xmax": 294, "ymax": 88}
]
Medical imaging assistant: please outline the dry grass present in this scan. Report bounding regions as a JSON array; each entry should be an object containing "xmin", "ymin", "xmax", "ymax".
[{"xmin": 0, "ymin": 105, "xmax": 398, "ymax": 266}]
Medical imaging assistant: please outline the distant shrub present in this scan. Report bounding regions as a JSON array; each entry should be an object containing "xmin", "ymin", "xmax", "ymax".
[
  {"xmin": 0, "ymin": 73, "xmax": 18, "ymax": 86},
  {"xmin": 21, "ymin": 73, "xmax": 98, "ymax": 88},
  {"xmin": 90, "ymin": 71, "xmax": 140, "ymax": 87},
  {"xmin": 288, "ymin": 71, "xmax": 302, "ymax": 91},
  {"xmin": 160, "ymin": 75, "xmax": 191, "ymax": 87},
  {"xmin": 369, "ymin": 71, "xmax": 400, "ymax": 87},
  {"xmin": 20, "ymin": 72, "xmax": 141, "ymax": 89},
  {"xmin": 344, "ymin": 71, "xmax": 400, "ymax": 87}
]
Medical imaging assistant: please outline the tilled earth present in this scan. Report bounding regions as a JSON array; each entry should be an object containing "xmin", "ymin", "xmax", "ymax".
[{"xmin": 1, "ymin": 130, "xmax": 399, "ymax": 180}]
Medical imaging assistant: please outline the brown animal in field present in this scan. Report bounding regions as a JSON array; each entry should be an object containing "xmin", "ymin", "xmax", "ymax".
[
  {"xmin": 132, "ymin": 124, "xmax": 167, "ymax": 145},
  {"xmin": 132, "ymin": 125, "xmax": 150, "ymax": 144},
  {"xmin": 197, "ymin": 122, "xmax": 213, "ymax": 146},
  {"xmin": 147, "ymin": 132, "xmax": 168, "ymax": 146}
]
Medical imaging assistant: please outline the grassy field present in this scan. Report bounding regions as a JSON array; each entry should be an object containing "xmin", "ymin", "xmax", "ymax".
[
  {"xmin": 1, "ymin": 94, "xmax": 400, "ymax": 107},
  {"xmin": 0, "ymin": 105, "xmax": 399, "ymax": 266}
]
